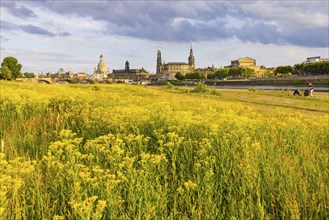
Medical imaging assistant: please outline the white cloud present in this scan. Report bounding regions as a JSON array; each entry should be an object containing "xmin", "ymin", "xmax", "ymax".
[
  {"xmin": 239, "ymin": 1, "xmax": 329, "ymax": 28},
  {"xmin": 1, "ymin": 1, "xmax": 328, "ymax": 74}
]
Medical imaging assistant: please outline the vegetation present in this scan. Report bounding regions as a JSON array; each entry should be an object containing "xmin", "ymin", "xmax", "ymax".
[
  {"xmin": 23, "ymin": 72, "xmax": 36, "ymax": 78},
  {"xmin": 293, "ymin": 62, "xmax": 329, "ymax": 75},
  {"xmin": 175, "ymin": 72, "xmax": 185, "ymax": 80},
  {"xmin": 191, "ymin": 82, "xmax": 207, "ymax": 92},
  {"xmin": 185, "ymin": 72, "xmax": 206, "ymax": 79},
  {"xmin": 0, "ymin": 66, "xmax": 12, "ymax": 80},
  {"xmin": 181, "ymin": 67, "xmax": 257, "ymax": 80},
  {"xmin": 0, "ymin": 57, "xmax": 22, "ymax": 80},
  {"xmin": 274, "ymin": 65, "xmax": 293, "ymax": 76},
  {"xmin": 0, "ymin": 81, "xmax": 328, "ymax": 219}
]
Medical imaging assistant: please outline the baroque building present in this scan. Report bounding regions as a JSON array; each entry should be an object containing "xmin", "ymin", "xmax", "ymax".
[
  {"xmin": 231, "ymin": 57, "xmax": 256, "ymax": 68},
  {"xmin": 93, "ymin": 55, "xmax": 109, "ymax": 79},
  {"xmin": 228, "ymin": 57, "xmax": 268, "ymax": 77},
  {"xmin": 156, "ymin": 47, "xmax": 195, "ymax": 76},
  {"xmin": 109, "ymin": 60, "xmax": 149, "ymax": 81}
]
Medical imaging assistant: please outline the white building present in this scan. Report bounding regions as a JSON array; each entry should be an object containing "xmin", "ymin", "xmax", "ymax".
[{"xmin": 304, "ymin": 56, "xmax": 329, "ymax": 64}]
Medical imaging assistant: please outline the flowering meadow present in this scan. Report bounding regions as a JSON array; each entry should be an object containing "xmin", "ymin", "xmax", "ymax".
[{"xmin": 0, "ymin": 81, "xmax": 328, "ymax": 219}]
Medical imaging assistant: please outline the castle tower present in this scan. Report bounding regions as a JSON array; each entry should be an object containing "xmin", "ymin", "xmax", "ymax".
[
  {"xmin": 156, "ymin": 49, "xmax": 162, "ymax": 74},
  {"xmin": 188, "ymin": 46, "xmax": 195, "ymax": 70}
]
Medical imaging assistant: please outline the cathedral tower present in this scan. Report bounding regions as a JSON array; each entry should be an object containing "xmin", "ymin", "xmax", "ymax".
[
  {"xmin": 156, "ymin": 49, "xmax": 162, "ymax": 74},
  {"xmin": 188, "ymin": 46, "xmax": 195, "ymax": 69},
  {"xmin": 125, "ymin": 60, "xmax": 130, "ymax": 72}
]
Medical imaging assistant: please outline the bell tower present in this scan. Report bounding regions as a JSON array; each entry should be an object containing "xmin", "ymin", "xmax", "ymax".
[
  {"xmin": 188, "ymin": 46, "xmax": 195, "ymax": 70},
  {"xmin": 156, "ymin": 49, "xmax": 162, "ymax": 74},
  {"xmin": 125, "ymin": 60, "xmax": 130, "ymax": 72}
]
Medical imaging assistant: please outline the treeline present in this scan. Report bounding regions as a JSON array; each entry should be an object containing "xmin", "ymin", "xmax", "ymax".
[
  {"xmin": 293, "ymin": 62, "xmax": 329, "ymax": 75},
  {"xmin": 175, "ymin": 67, "xmax": 258, "ymax": 80},
  {"xmin": 207, "ymin": 67, "xmax": 257, "ymax": 79},
  {"xmin": 174, "ymin": 61, "xmax": 328, "ymax": 80},
  {"xmin": 275, "ymin": 62, "xmax": 329, "ymax": 76}
]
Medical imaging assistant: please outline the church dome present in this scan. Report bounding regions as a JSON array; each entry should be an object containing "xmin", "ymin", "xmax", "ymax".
[{"xmin": 97, "ymin": 55, "xmax": 107, "ymax": 73}]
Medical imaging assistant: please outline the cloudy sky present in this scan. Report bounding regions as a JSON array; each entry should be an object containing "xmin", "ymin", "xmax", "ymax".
[{"xmin": 1, "ymin": 0, "xmax": 328, "ymax": 74}]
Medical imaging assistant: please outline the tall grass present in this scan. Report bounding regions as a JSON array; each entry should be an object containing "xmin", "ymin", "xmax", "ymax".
[{"xmin": 0, "ymin": 81, "xmax": 328, "ymax": 219}]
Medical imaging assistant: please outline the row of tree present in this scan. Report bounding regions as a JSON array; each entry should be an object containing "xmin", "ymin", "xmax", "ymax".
[
  {"xmin": 293, "ymin": 62, "xmax": 329, "ymax": 75},
  {"xmin": 207, "ymin": 67, "xmax": 257, "ymax": 79},
  {"xmin": 176, "ymin": 61, "xmax": 328, "ymax": 80},
  {"xmin": 175, "ymin": 67, "xmax": 258, "ymax": 80},
  {"xmin": 275, "ymin": 62, "xmax": 329, "ymax": 76}
]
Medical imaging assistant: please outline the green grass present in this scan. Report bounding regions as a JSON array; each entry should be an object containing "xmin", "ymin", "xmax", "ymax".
[{"xmin": 0, "ymin": 81, "xmax": 328, "ymax": 219}]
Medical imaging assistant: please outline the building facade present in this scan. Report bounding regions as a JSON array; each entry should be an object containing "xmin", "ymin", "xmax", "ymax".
[
  {"xmin": 231, "ymin": 57, "xmax": 256, "ymax": 68},
  {"xmin": 156, "ymin": 47, "xmax": 195, "ymax": 76}
]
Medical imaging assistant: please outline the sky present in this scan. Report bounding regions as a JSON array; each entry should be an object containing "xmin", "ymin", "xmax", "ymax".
[{"xmin": 1, "ymin": 0, "xmax": 328, "ymax": 74}]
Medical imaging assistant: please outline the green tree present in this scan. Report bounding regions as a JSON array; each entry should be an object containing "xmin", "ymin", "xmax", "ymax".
[
  {"xmin": 214, "ymin": 68, "xmax": 229, "ymax": 79},
  {"xmin": 1, "ymin": 56, "xmax": 22, "ymax": 79},
  {"xmin": 207, "ymin": 71, "xmax": 215, "ymax": 79},
  {"xmin": 275, "ymin": 65, "xmax": 292, "ymax": 76},
  {"xmin": 241, "ymin": 67, "xmax": 256, "ymax": 78},
  {"xmin": 0, "ymin": 65, "xmax": 12, "ymax": 80},
  {"xmin": 293, "ymin": 63, "xmax": 305, "ymax": 75},
  {"xmin": 23, "ymin": 72, "xmax": 36, "ymax": 78},
  {"xmin": 228, "ymin": 68, "xmax": 242, "ymax": 78},
  {"xmin": 175, "ymin": 72, "xmax": 185, "ymax": 80}
]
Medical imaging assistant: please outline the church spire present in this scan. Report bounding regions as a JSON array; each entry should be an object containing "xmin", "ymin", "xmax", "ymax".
[
  {"xmin": 156, "ymin": 48, "xmax": 162, "ymax": 74},
  {"xmin": 125, "ymin": 60, "xmax": 130, "ymax": 72},
  {"xmin": 188, "ymin": 46, "xmax": 195, "ymax": 69}
]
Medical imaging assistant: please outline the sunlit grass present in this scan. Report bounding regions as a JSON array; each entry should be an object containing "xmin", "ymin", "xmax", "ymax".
[{"xmin": 0, "ymin": 81, "xmax": 328, "ymax": 219}]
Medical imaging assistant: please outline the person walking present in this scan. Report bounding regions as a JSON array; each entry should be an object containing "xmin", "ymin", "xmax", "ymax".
[{"xmin": 309, "ymin": 83, "xmax": 314, "ymax": 97}]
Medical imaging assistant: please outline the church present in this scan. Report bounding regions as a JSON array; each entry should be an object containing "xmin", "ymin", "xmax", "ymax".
[
  {"xmin": 93, "ymin": 55, "xmax": 110, "ymax": 79},
  {"xmin": 109, "ymin": 60, "xmax": 149, "ymax": 81},
  {"xmin": 156, "ymin": 47, "xmax": 195, "ymax": 76}
]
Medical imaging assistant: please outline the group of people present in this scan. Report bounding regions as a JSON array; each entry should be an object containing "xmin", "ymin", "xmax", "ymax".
[{"xmin": 293, "ymin": 83, "xmax": 314, "ymax": 97}]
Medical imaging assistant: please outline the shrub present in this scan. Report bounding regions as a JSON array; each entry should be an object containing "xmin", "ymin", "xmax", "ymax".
[
  {"xmin": 192, "ymin": 82, "xmax": 207, "ymax": 93},
  {"xmin": 165, "ymin": 81, "xmax": 174, "ymax": 89}
]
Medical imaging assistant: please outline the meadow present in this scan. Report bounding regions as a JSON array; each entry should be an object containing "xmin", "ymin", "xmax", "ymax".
[{"xmin": 0, "ymin": 81, "xmax": 328, "ymax": 219}]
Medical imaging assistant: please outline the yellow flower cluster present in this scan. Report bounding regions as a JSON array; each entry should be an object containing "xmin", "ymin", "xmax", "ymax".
[{"xmin": 0, "ymin": 82, "xmax": 328, "ymax": 219}]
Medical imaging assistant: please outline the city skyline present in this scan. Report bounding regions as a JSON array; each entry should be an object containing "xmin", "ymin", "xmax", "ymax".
[{"xmin": 1, "ymin": 0, "xmax": 328, "ymax": 74}]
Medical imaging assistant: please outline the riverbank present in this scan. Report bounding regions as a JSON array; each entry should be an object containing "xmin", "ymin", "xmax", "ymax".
[
  {"xmin": 213, "ymin": 85, "xmax": 329, "ymax": 92},
  {"xmin": 165, "ymin": 75, "xmax": 329, "ymax": 88}
]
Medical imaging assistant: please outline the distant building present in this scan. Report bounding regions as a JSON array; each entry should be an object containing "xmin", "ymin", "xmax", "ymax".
[
  {"xmin": 73, "ymin": 72, "xmax": 88, "ymax": 83},
  {"xmin": 304, "ymin": 56, "xmax": 329, "ymax": 64},
  {"xmin": 156, "ymin": 47, "xmax": 195, "ymax": 76},
  {"xmin": 231, "ymin": 57, "xmax": 256, "ymax": 68},
  {"xmin": 109, "ymin": 60, "xmax": 149, "ymax": 81},
  {"xmin": 93, "ymin": 55, "xmax": 109, "ymax": 79},
  {"xmin": 195, "ymin": 64, "xmax": 218, "ymax": 75},
  {"xmin": 228, "ymin": 57, "xmax": 269, "ymax": 77}
]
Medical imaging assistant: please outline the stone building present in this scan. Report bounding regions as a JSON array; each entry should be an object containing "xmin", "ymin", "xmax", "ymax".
[
  {"xmin": 93, "ymin": 55, "xmax": 109, "ymax": 79},
  {"xmin": 156, "ymin": 47, "xmax": 195, "ymax": 76},
  {"xmin": 231, "ymin": 57, "xmax": 256, "ymax": 68},
  {"xmin": 229, "ymin": 57, "xmax": 268, "ymax": 77},
  {"xmin": 109, "ymin": 60, "xmax": 149, "ymax": 81}
]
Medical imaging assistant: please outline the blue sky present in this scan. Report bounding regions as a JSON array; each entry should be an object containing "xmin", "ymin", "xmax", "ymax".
[{"xmin": 1, "ymin": 0, "xmax": 328, "ymax": 74}]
